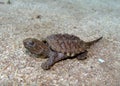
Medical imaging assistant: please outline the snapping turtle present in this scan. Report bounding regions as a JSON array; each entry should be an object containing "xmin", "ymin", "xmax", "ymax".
[{"xmin": 23, "ymin": 34, "xmax": 102, "ymax": 70}]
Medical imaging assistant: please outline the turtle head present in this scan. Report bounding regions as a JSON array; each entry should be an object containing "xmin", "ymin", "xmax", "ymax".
[{"xmin": 23, "ymin": 38, "xmax": 49, "ymax": 55}]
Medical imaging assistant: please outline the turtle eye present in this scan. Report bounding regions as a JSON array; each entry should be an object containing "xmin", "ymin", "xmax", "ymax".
[{"xmin": 28, "ymin": 41, "xmax": 35, "ymax": 47}]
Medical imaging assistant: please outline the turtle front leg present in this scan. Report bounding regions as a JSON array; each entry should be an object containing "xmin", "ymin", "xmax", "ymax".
[
  {"xmin": 41, "ymin": 51, "xmax": 66, "ymax": 70},
  {"xmin": 76, "ymin": 50, "xmax": 88, "ymax": 60}
]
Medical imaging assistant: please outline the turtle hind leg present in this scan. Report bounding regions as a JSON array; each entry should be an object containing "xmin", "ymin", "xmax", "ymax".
[
  {"xmin": 76, "ymin": 50, "xmax": 88, "ymax": 60},
  {"xmin": 41, "ymin": 51, "xmax": 67, "ymax": 70}
]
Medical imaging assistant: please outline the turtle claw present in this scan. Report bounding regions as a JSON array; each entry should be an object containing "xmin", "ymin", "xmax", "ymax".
[
  {"xmin": 77, "ymin": 51, "xmax": 88, "ymax": 60},
  {"xmin": 41, "ymin": 62, "xmax": 51, "ymax": 70}
]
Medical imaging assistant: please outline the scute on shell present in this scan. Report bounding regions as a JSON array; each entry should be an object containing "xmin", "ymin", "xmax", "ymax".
[{"xmin": 46, "ymin": 34, "xmax": 85, "ymax": 56}]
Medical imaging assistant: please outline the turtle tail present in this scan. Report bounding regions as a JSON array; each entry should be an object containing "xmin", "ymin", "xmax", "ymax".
[{"xmin": 85, "ymin": 36, "xmax": 103, "ymax": 48}]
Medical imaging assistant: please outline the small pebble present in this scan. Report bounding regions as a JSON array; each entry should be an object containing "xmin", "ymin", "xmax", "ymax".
[
  {"xmin": 90, "ymin": 66, "xmax": 93, "ymax": 68},
  {"xmin": 36, "ymin": 15, "xmax": 41, "ymax": 19},
  {"xmin": 7, "ymin": 0, "xmax": 11, "ymax": 4},
  {"xmin": 98, "ymin": 58, "xmax": 105, "ymax": 63}
]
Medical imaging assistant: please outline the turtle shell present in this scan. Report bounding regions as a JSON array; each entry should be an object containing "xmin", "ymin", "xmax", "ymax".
[{"xmin": 46, "ymin": 34, "xmax": 86, "ymax": 56}]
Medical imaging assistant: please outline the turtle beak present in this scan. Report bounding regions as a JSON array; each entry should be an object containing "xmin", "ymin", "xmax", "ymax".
[{"xmin": 23, "ymin": 38, "xmax": 33, "ymax": 49}]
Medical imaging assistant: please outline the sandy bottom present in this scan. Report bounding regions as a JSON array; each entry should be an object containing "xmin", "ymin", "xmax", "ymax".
[{"xmin": 0, "ymin": 0, "xmax": 120, "ymax": 86}]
